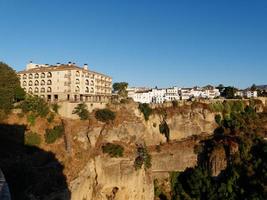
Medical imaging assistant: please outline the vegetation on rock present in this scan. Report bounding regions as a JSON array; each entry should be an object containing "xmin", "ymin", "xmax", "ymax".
[
  {"xmin": 138, "ymin": 103, "xmax": 152, "ymax": 121},
  {"xmin": 102, "ymin": 143, "xmax": 124, "ymax": 157},
  {"xmin": 95, "ymin": 108, "xmax": 116, "ymax": 123},
  {"xmin": 170, "ymin": 102, "xmax": 267, "ymax": 200},
  {"xmin": 72, "ymin": 103, "xmax": 89, "ymax": 120},
  {"xmin": 45, "ymin": 125, "xmax": 64, "ymax": 144},
  {"xmin": 25, "ymin": 132, "xmax": 41, "ymax": 147},
  {"xmin": 159, "ymin": 120, "xmax": 170, "ymax": 142},
  {"xmin": 20, "ymin": 96, "xmax": 49, "ymax": 118},
  {"xmin": 134, "ymin": 144, "xmax": 152, "ymax": 170}
]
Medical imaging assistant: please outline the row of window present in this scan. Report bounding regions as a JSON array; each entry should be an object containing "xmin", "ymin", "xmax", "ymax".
[
  {"xmin": 23, "ymin": 80, "xmax": 52, "ymax": 86},
  {"xmin": 21, "ymin": 72, "xmax": 52, "ymax": 79},
  {"xmin": 75, "ymin": 86, "xmax": 94, "ymax": 93},
  {"xmin": 25, "ymin": 87, "xmax": 52, "ymax": 93},
  {"xmin": 75, "ymin": 71, "xmax": 111, "ymax": 82},
  {"xmin": 75, "ymin": 79, "xmax": 94, "ymax": 85}
]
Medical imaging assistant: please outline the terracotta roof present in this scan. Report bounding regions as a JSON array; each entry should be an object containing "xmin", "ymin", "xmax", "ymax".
[{"xmin": 17, "ymin": 64, "xmax": 112, "ymax": 78}]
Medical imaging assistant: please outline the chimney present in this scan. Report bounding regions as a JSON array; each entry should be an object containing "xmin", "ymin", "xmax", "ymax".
[
  {"xmin": 56, "ymin": 63, "xmax": 61, "ymax": 66},
  {"xmin": 83, "ymin": 64, "xmax": 88, "ymax": 70},
  {"xmin": 68, "ymin": 61, "xmax": 72, "ymax": 66}
]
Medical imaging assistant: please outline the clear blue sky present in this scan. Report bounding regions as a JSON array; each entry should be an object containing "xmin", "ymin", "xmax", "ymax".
[{"xmin": 0, "ymin": 0, "xmax": 267, "ymax": 88}]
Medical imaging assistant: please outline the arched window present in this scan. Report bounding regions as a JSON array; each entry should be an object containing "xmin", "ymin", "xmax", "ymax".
[
  {"xmin": 34, "ymin": 73, "xmax": 39, "ymax": 78},
  {"xmin": 23, "ymin": 74, "xmax": 27, "ymax": 79},
  {"xmin": 47, "ymin": 80, "xmax": 52, "ymax": 85},
  {"xmin": 47, "ymin": 87, "xmax": 52, "ymax": 93},
  {"xmin": 29, "ymin": 80, "xmax": 33, "ymax": 86},
  {"xmin": 90, "ymin": 87, "xmax": 94, "ymax": 93},
  {"xmin": 28, "ymin": 87, "xmax": 33, "ymax": 93},
  {"xmin": 34, "ymin": 80, "xmax": 39, "ymax": 86},
  {"xmin": 85, "ymin": 79, "xmax": 89, "ymax": 85},
  {"xmin": 41, "ymin": 87, "xmax": 45, "ymax": 93},
  {"xmin": 90, "ymin": 80, "xmax": 94, "ymax": 85},
  {"xmin": 75, "ymin": 79, "xmax": 80, "ymax": 84},
  {"xmin": 47, "ymin": 72, "xmax": 52, "ymax": 78},
  {"xmin": 41, "ymin": 80, "xmax": 45, "ymax": 85},
  {"xmin": 76, "ymin": 71, "xmax": 80, "ymax": 76},
  {"xmin": 29, "ymin": 74, "xmax": 33, "ymax": 79},
  {"xmin": 85, "ymin": 87, "xmax": 89, "ymax": 93},
  {"xmin": 23, "ymin": 81, "xmax": 27, "ymax": 86},
  {"xmin": 34, "ymin": 87, "xmax": 39, "ymax": 93},
  {"xmin": 23, "ymin": 87, "xmax": 26, "ymax": 91},
  {"xmin": 41, "ymin": 73, "xmax": 45, "ymax": 78},
  {"xmin": 75, "ymin": 86, "xmax": 80, "ymax": 92}
]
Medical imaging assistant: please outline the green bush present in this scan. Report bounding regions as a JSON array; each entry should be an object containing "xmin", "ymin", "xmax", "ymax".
[
  {"xmin": 134, "ymin": 144, "xmax": 152, "ymax": 170},
  {"xmin": 138, "ymin": 103, "xmax": 152, "ymax": 121},
  {"xmin": 20, "ymin": 96, "xmax": 49, "ymax": 117},
  {"xmin": 47, "ymin": 113, "xmax": 55, "ymax": 123},
  {"xmin": 172, "ymin": 100, "xmax": 178, "ymax": 108},
  {"xmin": 215, "ymin": 114, "xmax": 222, "ymax": 126},
  {"xmin": 102, "ymin": 143, "xmax": 124, "ymax": 157},
  {"xmin": 72, "ymin": 103, "xmax": 89, "ymax": 120},
  {"xmin": 95, "ymin": 108, "xmax": 116, "ymax": 123},
  {"xmin": 25, "ymin": 132, "xmax": 41, "ymax": 146},
  {"xmin": 45, "ymin": 125, "xmax": 64, "ymax": 144},
  {"xmin": 51, "ymin": 103, "xmax": 60, "ymax": 113},
  {"xmin": 27, "ymin": 114, "xmax": 36, "ymax": 126}
]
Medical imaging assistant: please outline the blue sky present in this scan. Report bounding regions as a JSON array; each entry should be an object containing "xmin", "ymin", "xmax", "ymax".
[{"xmin": 0, "ymin": 0, "xmax": 267, "ymax": 88}]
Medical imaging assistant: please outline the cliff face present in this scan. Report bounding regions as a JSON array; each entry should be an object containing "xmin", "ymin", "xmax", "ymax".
[{"xmin": 70, "ymin": 156, "xmax": 153, "ymax": 200}]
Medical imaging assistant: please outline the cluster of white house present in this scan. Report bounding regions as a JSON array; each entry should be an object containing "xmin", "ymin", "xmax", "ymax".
[
  {"xmin": 127, "ymin": 86, "xmax": 259, "ymax": 104},
  {"xmin": 127, "ymin": 86, "xmax": 220, "ymax": 104}
]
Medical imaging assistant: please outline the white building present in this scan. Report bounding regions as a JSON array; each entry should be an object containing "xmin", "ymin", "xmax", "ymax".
[{"xmin": 17, "ymin": 62, "xmax": 112, "ymax": 102}]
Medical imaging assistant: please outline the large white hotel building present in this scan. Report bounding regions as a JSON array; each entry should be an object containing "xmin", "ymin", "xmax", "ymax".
[{"xmin": 17, "ymin": 62, "xmax": 112, "ymax": 102}]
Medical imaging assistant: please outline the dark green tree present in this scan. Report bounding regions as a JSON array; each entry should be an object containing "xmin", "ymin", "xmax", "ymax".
[
  {"xmin": 112, "ymin": 82, "xmax": 128, "ymax": 98},
  {"xmin": 0, "ymin": 62, "xmax": 25, "ymax": 112},
  {"xmin": 72, "ymin": 103, "xmax": 89, "ymax": 120}
]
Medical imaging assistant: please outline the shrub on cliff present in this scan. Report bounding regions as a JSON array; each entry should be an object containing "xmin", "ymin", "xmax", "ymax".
[
  {"xmin": 138, "ymin": 103, "xmax": 152, "ymax": 121},
  {"xmin": 134, "ymin": 144, "xmax": 152, "ymax": 170},
  {"xmin": 20, "ymin": 96, "xmax": 49, "ymax": 118},
  {"xmin": 25, "ymin": 132, "xmax": 41, "ymax": 147},
  {"xmin": 45, "ymin": 125, "xmax": 64, "ymax": 144},
  {"xmin": 102, "ymin": 143, "xmax": 124, "ymax": 157},
  {"xmin": 95, "ymin": 108, "xmax": 116, "ymax": 123},
  {"xmin": 72, "ymin": 103, "xmax": 89, "ymax": 120}
]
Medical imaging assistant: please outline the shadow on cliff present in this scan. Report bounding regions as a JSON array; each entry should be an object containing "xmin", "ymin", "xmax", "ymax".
[{"xmin": 0, "ymin": 124, "xmax": 70, "ymax": 200}]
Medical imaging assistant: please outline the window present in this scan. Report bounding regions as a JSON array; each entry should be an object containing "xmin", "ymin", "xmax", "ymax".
[
  {"xmin": 34, "ymin": 87, "xmax": 39, "ymax": 93},
  {"xmin": 41, "ymin": 80, "xmax": 45, "ymax": 85},
  {"xmin": 85, "ymin": 87, "xmax": 89, "ymax": 93},
  {"xmin": 23, "ymin": 74, "xmax": 27, "ymax": 79},
  {"xmin": 28, "ymin": 87, "xmax": 33, "ymax": 93},
  {"xmin": 34, "ymin": 80, "xmax": 39, "ymax": 86},
  {"xmin": 41, "ymin": 73, "xmax": 45, "ymax": 78},
  {"xmin": 47, "ymin": 87, "xmax": 52, "ymax": 93},
  {"xmin": 41, "ymin": 87, "xmax": 45, "ymax": 93},
  {"xmin": 75, "ymin": 86, "xmax": 80, "ymax": 92},
  {"xmin": 29, "ymin": 74, "xmax": 33, "ymax": 79},
  {"xmin": 34, "ymin": 73, "xmax": 39, "ymax": 78},
  {"xmin": 29, "ymin": 80, "xmax": 33, "ymax": 86},
  {"xmin": 47, "ymin": 72, "xmax": 52, "ymax": 78},
  {"xmin": 23, "ymin": 81, "xmax": 27, "ymax": 86},
  {"xmin": 47, "ymin": 80, "xmax": 52, "ymax": 85},
  {"xmin": 85, "ymin": 79, "xmax": 89, "ymax": 85},
  {"xmin": 76, "ymin": 71, "xmax": 80, "ymax": 76},
  {"xmin": 75, "ymin": 79, "xmax": 80, "ymax": 84}
]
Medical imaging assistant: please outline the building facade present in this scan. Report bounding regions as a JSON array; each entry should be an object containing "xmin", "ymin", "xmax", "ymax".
[{"xmin": 17, "ymin": 62, "xmax": 112, "ymax": 102}]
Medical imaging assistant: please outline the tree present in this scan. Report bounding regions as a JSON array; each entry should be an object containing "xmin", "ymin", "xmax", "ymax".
[
  {"xmin": 250, "ymin": 84, "xmax": 257, "ymax": 91},
  {"xmin": 95, "ymin": 108, "xmax": 116, "ymax": 123},
  {"xmin": 0, "ymin": 62, "xmax": 25, "ymax": 112},
  {"xmin": 112, "ymin": 82, "xmax": 128, "ymax": 98},
  {"xmin": 221, "ymin": 87, "xmax": 237, "ymax": 99},
  {"xmin": 72, "ymin": 103, "xmax": 89, "ymax": 120},
  {"xmin": 138, "ymin": 103, "xmax": 152, "ymax": 121}
]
